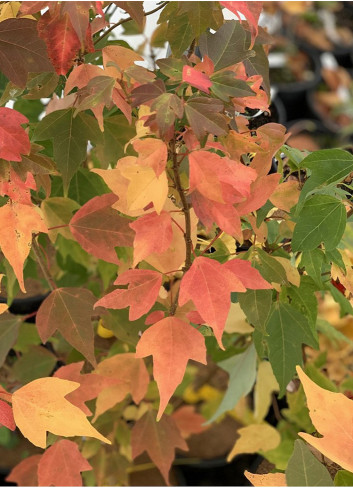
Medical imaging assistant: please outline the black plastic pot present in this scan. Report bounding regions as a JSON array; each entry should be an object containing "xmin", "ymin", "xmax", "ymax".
[
  {"xmin": 271, "ymin": 45, "xmax": 321, "ymax": 121},
  {"xmin": 247, "ymin": 95, "xmax": 287, "ymax": 132},
  {"xmin": 0, "ymin": 294, "xmax": 49, "ymax": 322}
]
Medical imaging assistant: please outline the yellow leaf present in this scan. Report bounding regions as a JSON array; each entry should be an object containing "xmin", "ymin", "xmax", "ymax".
[
  {"xmin": 297, "ymin": 365, "xmax": 353, "ymax": 472},
  {"xmin": 224, "ymin": 302, "xmax": 254, "ymax": 334},
  {"xmin": 254, "ymin": 361, "xmax": 279, "ymax": 422},
  {"xmin": 0, "ymin": 304, "xmax": 8, "ymax": 315},
  {"xmin": 273, "ymin": 256, "xmax": 301, "ymax": 287},
  {"xmin": 121, "ymin": 164, "xmax": 168, "ymax": 215},
  {"xmin": 227, "ymin": 423, "xmax": 280, "ymax": 461},
  {"xmin": 244, "ymin": 470, "xmax": 287, "ymax": 486},
  {"xmin": 12, "ymin": 377, "xmax": 111, "ymax": 448}
]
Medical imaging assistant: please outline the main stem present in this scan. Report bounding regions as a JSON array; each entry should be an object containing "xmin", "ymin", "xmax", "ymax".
[{"xmin": 169, "ymin": 138, "xmax": 192, "ymax": 316}]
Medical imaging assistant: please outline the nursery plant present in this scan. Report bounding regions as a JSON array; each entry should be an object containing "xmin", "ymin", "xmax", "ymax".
[{"xmin": 1, "ymin": 0, "xmax": 353, "ymax": 486}]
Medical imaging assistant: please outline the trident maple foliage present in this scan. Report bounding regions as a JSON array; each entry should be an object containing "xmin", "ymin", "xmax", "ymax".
[{"xmin": 1, "ymin": 0, "xmax": 353, "ymax": 487}]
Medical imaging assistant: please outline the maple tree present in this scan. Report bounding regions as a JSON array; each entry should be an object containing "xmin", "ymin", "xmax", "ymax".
[{"xmin": 1, "ymin": 0, "xmax": 353, "ymax": 486}]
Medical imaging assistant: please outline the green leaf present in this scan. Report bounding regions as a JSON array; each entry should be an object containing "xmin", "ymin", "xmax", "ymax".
[
  {"xmin": 300, "ymin": 249, "xmax": 325, "ymax": 288},
  {"xmin": 157, "ymin": 57, "xmax": 184, "ymax": 82},
  {"xmin": 13, "ymin": 322, "xmax": 41, "ymax": 353},
  {"xmin": 210, "ymin": 71, "xmax": 254, "ymax": 101},
  {"xmin": 33, "ymin": 108, "xmax": 91, "ymax": 193},
  {"xmin": 244, "ymin": 43, "xmax": 270, "ymax": 96},
  {"xmin": 317, "ymin": 318, "xmax": 353, "ymax": 346},
  {"xmin": 184, "ymin": 97, "xmax": 227, "ymax": 140},
  {"xmin": 102, "ymin": 309, "xmax": 147, "ymax": 347},
  {"xmin": 299, "ymin": 149, "xmax": 353, "ymax": 205},
  {"xmin": 91, "ymin": 114, "xmax": 136, "ymax": 167},
  {"xmin": 74, "ymin": 75, "xmax": 115, "ymax": 115},
  {"xmin": 266, "ymin": 303, "xmax": 318, "ymax": 395},
  {"xmin": 51, "ymin": 168, "xmax": 110, "ymax": 205},
  {"xmin": 304, "ymin": 364, "xmax": 338, "ymax": 392},
  {"xmin": 206, "ymin": 343, "xmax": 257, "ymax": 423},
  {"xmin": 335, "ymin": 470, "xmax": 353, "ymax": 486},
  {"xmin": 178, "ymin": 2, "xmax": 223, "ymax": 38},
  {"xmin": 238, "ymin": 289, "xmax": 272, "ymax": 334},
  {"xmin": 13, "ymin": 345, "xmax": 57, "ymax": 384},
  {"xmin": 328, "ymin": 283, "xmax": 353, "ymax": 316},
  {"xmin": 250, "ymin": 247, "xmax": 288, "ymax": 285},
  {"xmin": 199, "ymin": 21, "xmax": 253, "ymax": 72},
  {"xmin": 151, "ymin": 93, "xmax": 183, "ymax": 136},
  {"xmin": 0, "ymin": 314, "xmax": 21, "ymax": 367},
  {"xmin": 286, "ymin": 440, "xmax": 334, "ymax": 486},
  {"xmin": 291, "ymin": 195, "xmax": 346, "ymax": 252},
  {"xmin": 166, "ymin": 12, "xmax": 193, "ymax": 58},
  {"xmin": 281, "ymin": 276, "xmax": 318, "ymax": 331}
]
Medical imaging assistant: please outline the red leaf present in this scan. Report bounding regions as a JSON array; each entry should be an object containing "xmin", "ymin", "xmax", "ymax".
[
  {"xmin": 224, "ymin": 259, "xmax": 272, "ymax": 290},
  {"xmin": 93, "ymin": 353, "xmax": 149, "ymax": 420},
  {"xmin": 38, "ymin": 11, "xmax": 81, "ymax": 75},
  {"xmin": 69, "ymin": 193, "xmax": 134, "ymax": 265},
  {"xmin": 178, "ymin": 257, "xmax": 246, "ymax": 348},
  {"xmin": 6, "ymin": 455, "xmax": 42, "ymax": 486},
  {"xmin": 36, "ymin": 288, "xmax": 97, "ymax": 367},
  {"xmin": 182, "ymin": 65, "xmax": 212, "ymax": 93},
  {"xmin": 19, "ymin": 1, "xmax": 48, "ymax": 14},
  {"xmin": 220, "ymin": 1, "xmax": 263, "ymax": 47},
  {"xmin": 0, "ymin": 108, "xmax": 30, "ymax": 162},
  {"xmin": 61, "ymin": 2, "xmax": 91, "ymax": 48},
  {"xmin": 37, "ymin": 440, "xmax": 92, "ymax": 486},
  {"xmin": 129, "ymin": 211, "xmax": 173, "ymax": 266},
  {"xmin": 131, "ymin": 411, "xmax": 188, "ymax": 484},
  {"xmin": 54, "ymin": 361, "xmax": 117, "ymax": 416},
  {"xmin": 136, "ymin": 316, "xmax": 206, "ymax": 419},
  {"xmin": 132, "ymin": 138, "xmax": 168, "ymax": 177},
  {"xmin": 0, "ymin": 400, "xmax": 15, "ymax": 431},
  {"xmin": 145, "ymin": 310, "xmax": 165, "ymax": 325},
  {"xmin": 95, "ymin": 269, "xmax": 162, "ymax": 321},
  {"xmin": 171, "ymin": 405, "xmax": 207, "ymax": 438}
]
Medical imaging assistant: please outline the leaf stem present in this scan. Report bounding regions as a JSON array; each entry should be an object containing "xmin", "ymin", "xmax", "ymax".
[
  {"xmin": 31, "ymin": 238, "xmax": 57, "ymax": 291},
  {"xmin": 94, "ymin": 1, "xmax": 169, "ymax": 45},
  {"xmin": 200, "ymin": 230, "xmax": 224, "ymax": 256}
]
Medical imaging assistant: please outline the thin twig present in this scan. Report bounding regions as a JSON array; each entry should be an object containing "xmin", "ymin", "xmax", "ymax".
[
  {"xmin": 200, "ymin": 230, "xmax": 224, "ymax": 256},
  {"xmin": 31, "ymin": 238, "xmax": 57, "ymax": 291},
  {"xmin": 94, "ymin": 1, "xmax": 169, "ymax": 45}
]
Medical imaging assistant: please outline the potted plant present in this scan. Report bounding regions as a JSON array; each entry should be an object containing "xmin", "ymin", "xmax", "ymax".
[{"xmin": 1, "ymin": 1, "xmax": 353, "ymax": 487}]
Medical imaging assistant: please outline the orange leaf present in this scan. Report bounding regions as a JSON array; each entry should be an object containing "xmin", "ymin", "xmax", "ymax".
[
  {"xmin": 36, "ymin": 288, "xmax": 97, "ymax": 367},
  {"xmin": 65, "ymin": 63, "xmax": 106, "ymax": 130},
  {"xmin": 171, "ymin": 405, "xmax": 207, "ymax": 438},
  {"xmin": 129, "ymin": 211, "xmax": 173, "ymax": 266},
  {"xmin": 93, "ymin": 353, "xmax": 149, "ymax": 421},
  {"xmin": 37, "ymin": 440, "xmax": 92, "ymax": 486},
  {"xmin": 54, "ymin": 361, "xmax": 117, "ymax": 416},
  {"xmin": 135, "ymin": 316, "xmax": 206, "ymax": 419},
  {"xmin": 102, "ymin": 44, "xmax": 144, "ymax": 77},
  {"xmin": 0, "ymin": 201, "xmax": 47, "ymax": 292},
  {"xmin": 131, "ymin": 411, "xmax": 188, "ymax": 485},
  {"xmin": 95, "ymin": 269, "xmax": 162, "ymax": 321},
  {"xmin": 132, "ymin": 138, "xmax": 168, "ymax": 177},
  {"xmin": 6, "ymin": 454, "xmax": 42, "ymax": 486},
  {"xmin": 178, "ymin": 256, "xmax": 246, "ymax": 348},
  {"xmin": 182, "ymin": 65, "xmax": 212, "ymax": 93},
  {"xmin": 235, "ymin": 173, "xmax": 281, "ymax": 216},
  {"xmin": 297, "ymin": 365, "xmax": 353, "ymax": 472},
  {"xmin": 244, "ymin": 470, "xmax": 287, "ymax": 486},
  {"xmin": 12, "ymin": 377, "xmax": 110, "ymax": 448}
]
